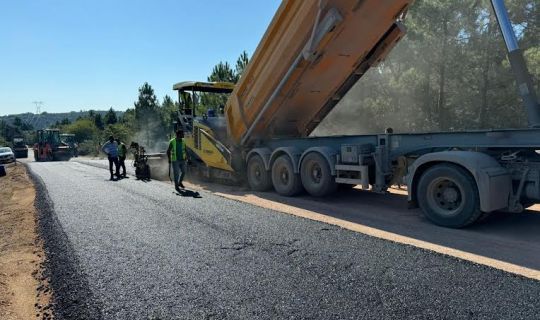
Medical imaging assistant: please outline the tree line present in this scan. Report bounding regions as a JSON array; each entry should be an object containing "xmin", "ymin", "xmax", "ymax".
[
  {"xmin": 0, "ymin": 51, "xmax": 250, "ymax": 155},
  {"xmin": 2, "ymin": 0, "xmax": 538, "ymax": 149},
  {"xmin": 315, "ymin": 0, "xmax": 539, "ymax": 135}
]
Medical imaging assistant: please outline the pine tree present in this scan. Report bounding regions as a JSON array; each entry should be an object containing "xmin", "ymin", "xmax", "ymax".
[
  {"xmin": 104, "ymin": 107, "xmax": 118, "ymax": 125},
  {"xmin": 234, "ymin": 51, "xmax": 250, "ymax": 82},
  {"xmin": 94, "ymin": 114, "xmax": 104, "ymax": 130},
  {"xmin": 207, "ymin": 62, "xmax": 236, "ymax": 83}
]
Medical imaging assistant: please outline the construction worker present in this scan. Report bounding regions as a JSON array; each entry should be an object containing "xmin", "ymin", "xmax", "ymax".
[
  {"xmin": 116, "ymin": 138, "xmax": 127, "ymax": 178},
  {"xmin": 101, "ymin": 135, "xmax": 120, "ymax": 180},
  {"xmin": 167, "ymin": 129, "xmax": 187, "ymax": 191}
]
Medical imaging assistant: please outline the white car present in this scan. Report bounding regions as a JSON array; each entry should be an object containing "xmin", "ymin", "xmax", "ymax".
[{"xmin": 0, "ymin": 147, "xmax": 16, "ymax": 164}]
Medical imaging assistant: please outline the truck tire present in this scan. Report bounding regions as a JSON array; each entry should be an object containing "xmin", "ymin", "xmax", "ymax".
[
  {"xmin": 271, "ymin": 155, "xmax": 303, "ymax": 196},
  {"xmin": 417, "ymin": 163, "xmax": 482, "ymax": 228},
  {"xmin": 247, "ymin": 155, "xmax": 272, "ymax": 191},
  {"xmin": 300, "ymin": 152, "xmax": 337, "ymax": 197}
]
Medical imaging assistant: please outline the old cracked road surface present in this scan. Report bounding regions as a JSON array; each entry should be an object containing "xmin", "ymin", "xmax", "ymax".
[{"xmin": 29, "ymin": 161, "xmax": 540, "ymax": 320}]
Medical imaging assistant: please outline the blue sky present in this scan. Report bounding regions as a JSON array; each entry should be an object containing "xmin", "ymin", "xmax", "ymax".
[{"xmin": 0, "ymin": 0, "xmax": 281, "ymax": 115}]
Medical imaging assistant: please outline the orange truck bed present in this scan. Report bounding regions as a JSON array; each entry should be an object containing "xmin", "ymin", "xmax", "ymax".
[{"xmin": 225, "ymin": 0, "xmax": 412, "ymax": 146}]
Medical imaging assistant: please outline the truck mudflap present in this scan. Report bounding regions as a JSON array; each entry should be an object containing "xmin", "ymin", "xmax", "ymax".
[{"xmin": 406, "ymin": 151, "xmax": 512, "ymax": 213}]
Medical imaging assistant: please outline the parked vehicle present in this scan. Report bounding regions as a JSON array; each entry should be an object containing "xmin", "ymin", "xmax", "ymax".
[{"xmin": 0, "ymin": 147, "xmax": 16, "ymax": 164}]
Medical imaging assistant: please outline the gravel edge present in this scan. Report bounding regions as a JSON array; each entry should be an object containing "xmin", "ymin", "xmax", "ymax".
[{"xmin": 27, "ymin": 163, "xmax": 104, "ymax": 320}]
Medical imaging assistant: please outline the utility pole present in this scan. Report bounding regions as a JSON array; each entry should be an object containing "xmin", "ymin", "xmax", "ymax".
[
  {"xmin": 32, "ymin": 101, "xmax": 43, "ymax": 114},
  {"xmin": 30, "ymin": 101, "xmax": 44, "ymax": 128}
]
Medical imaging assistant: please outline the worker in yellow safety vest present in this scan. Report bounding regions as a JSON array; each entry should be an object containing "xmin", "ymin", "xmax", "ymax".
[
  {"xmin": 167, "ymin": 129, "xmax": 187, "ymax": 191},
  {"xmin": 116, "ymin": 138, "xmax": 128, "ymax": 178}
]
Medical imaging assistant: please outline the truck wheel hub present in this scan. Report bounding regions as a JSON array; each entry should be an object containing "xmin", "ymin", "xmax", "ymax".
[
  {"xmin": 429, "ymin": 178, "xmax": 464, "ymax": 214},
  {"xmin": 280, "ymin": 169, "xmax": 289, "ymax": 183},
  {"xmin": 311, "ymin": 165, "xmax": 322, "ymax": 183},
  {"xmin": 442, "ymin": 187, "xmax": 458, "ymax": 203}
]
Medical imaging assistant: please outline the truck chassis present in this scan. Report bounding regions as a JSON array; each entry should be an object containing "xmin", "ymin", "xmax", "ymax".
[{"xmin": 245, "ymin": 128, "xmax": 540, "ymax": 227}]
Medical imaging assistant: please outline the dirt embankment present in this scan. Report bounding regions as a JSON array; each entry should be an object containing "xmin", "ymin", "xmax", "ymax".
[{"xmin": 0, "ymin": 163, "xmax": 52, "ymax": 319}]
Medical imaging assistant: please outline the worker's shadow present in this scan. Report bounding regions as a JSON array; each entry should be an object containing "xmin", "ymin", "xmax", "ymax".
[{"xmin": 175, "ymin": 189, "xmax": 202, "ymax": 198}]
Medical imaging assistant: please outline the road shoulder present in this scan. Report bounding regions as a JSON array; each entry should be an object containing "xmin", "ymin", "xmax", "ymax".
[
  {"xmin": 28, "ymin": 163, "xmax": 104, "ymax": 320},
  {"xmin": 0, "ymin": 163, "xmax": 52, "ymax": 320}
]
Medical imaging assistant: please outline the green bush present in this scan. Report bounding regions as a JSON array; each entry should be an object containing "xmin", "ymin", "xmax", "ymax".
[
  {"xmin": 77, "ymin": 140, "xmax": 100, "ymax": 156},
  {"xmin": 102, "ymin": 123, "xmax": 131, "ymax": 144},
  {"xmin": 64, "ymin": 119, "xmax": 97, "ymax": 142}
]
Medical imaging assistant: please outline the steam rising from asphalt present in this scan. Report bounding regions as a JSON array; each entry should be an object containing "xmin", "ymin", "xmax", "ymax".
[
  {"xmin": 148, "ymin": 157, "xmax": 170, "ymax": 181},
  {"xmin": 131, "ymin": 110, "xmax": 169, "ymax": 154},
  {"xmin": 129, "ymin": 109, "xmax": 171, "ymax": 180}
]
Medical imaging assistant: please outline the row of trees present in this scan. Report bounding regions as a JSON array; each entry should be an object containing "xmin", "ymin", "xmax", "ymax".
[
  {"xmin": 201, "ymin": 51, "xmax": 250, "ymax": 112},
  {"xmin": 0, "ymin": 117, "xmax": 34, "ymax": 147},
  {"xmin": 18, "ymin": 50, "xmax": 251, "ymax": 155},
  {"xmin": 6, "ymin": 0, "xmax": 537, "ymax": 151},
  {"xmin": 315, "ymin": 0, "xmax": 539, "ymax": 135}
]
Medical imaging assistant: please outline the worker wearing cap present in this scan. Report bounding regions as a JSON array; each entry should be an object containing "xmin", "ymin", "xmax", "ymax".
[
  {"xmin": 101, "ymin": 135, "xmax": 120, "ymax": 180},
  {"xmin": 116, "ymin": 138, "xmax": 127, "ymax": 178},
  {"xmin": 167, "ymin": 129, "xmax": 187, "ymax": 191}
]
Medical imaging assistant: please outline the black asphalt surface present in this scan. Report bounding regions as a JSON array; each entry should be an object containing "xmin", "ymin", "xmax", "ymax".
[
  {"xmin": 73, "ymin": 158, "xmax": 540, "ymax": 271},
  {"xmin": 29, "ymin": 161, "xmax": 540, "ymax": 320}
]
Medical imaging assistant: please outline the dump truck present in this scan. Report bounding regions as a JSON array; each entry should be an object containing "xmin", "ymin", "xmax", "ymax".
[
  {"xmin": 173, "ymin": 0, "xmax": 540, "ymax": 228},
  {"xmin": 33, "ymin": 129, "xmax": 73, "ymax": 161}
]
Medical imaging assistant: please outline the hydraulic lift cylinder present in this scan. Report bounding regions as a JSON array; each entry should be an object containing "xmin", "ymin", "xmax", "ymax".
[{"xmin": 491, "ymin": 0, "xmax": 540, "ymax": 127}]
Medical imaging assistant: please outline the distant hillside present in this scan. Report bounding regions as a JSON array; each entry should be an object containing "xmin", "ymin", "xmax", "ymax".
[{"xmin": 0, "ymin": 110, "xmax": 124, "ymax": 130}]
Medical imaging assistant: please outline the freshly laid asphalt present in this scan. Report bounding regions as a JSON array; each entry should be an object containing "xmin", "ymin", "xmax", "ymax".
[{"xmin": 28, "ymin": 161, "xmax": 540, "ymax": 320}]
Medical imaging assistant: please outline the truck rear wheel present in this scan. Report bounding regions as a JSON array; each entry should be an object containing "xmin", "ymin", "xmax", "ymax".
[
  {"xmin": 417, "ymin": 163, "xmax": 482, "ymax": 228},
  {"xmin": 247, "ymin": 155, "xmax": 272, "ymax": 191},
  {"xmin": 271, "ymin": 155, "xmax": 303, "ymax": 196},
  {"xmin": 300, "ymin": 152, "xmax": 337, "ymax": 197}
]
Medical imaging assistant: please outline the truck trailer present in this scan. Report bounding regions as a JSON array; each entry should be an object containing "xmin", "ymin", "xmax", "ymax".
[{"xmin": 173, "ymin": 0, "xmax": 540, "ymax": 228}]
